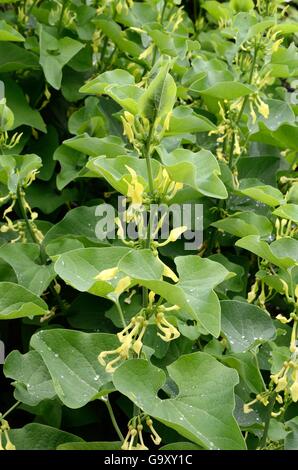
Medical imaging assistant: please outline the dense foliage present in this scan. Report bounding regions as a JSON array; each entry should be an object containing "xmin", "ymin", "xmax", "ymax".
[{"xmin": 0, "ymin": 0, "xmax": 298, "ymax": 451}]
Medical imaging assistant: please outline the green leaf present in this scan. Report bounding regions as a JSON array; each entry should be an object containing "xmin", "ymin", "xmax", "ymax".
[
  {"xmin": 212, "ymin": 212, "xmax": 273, "ymax": 238},
  {"xmin": 0, "ymin": 154, "xmax": 42, "ymax": 192},
  {"xmin": 103, "ymin": 85, "xmax": 143, "ymax": 115},
  {"xmin": 123, "ymin": 256, "xmax": 232, "ymax": 337},
  {"xmin": 285, "ymin": 417, "xmax": 298, "ymax": 450},
  {"xmin": 80, "ymin": 69, "xmax": 135, "ymax": 95},
  {"xmin": 0, "ymin": 43, "xmax": 39, "ymax": 72},
  {"xmin": 174, "ymin": 256, "xmax": 231, "ymax": 336},
  {"xmin": 113, "ymin": 353, "xmax": 245, "ymax": 449},
  {"xmin": 166, "ymin": 106, "xmax": 216, "ymax": 135},
  {"xmin": 29, "ymin": 125, "xmax": 58, "ymax": 180},
  {"xmin": 80, "ymin": 69, "xmax": 142, "ymax": 114},
  {"xmin": 118, "ymin": 249, "xmax": 164, "ymax": 281},
  {"xmin": 190, "ymin": 80, "xmax": 254, "ymax": 100},
  {"xmin": 220, "ymin": 352, "xmax": 265, "ymax": 394},
  {"xmin": 139, "ymin": 63, "xmax": 176, "ymax": 126},
  {"xmin": 39, "ymin": 27, "xmax": 84, "ymax": 89},
  {"xmin": 0, "ymin": 282, "xmax": 48, "ymax": 319},
  {"xmin": 159, "ymin": 147, "xmax": 228, "ymax": 199},
  {"xmin": 202, "ymin": 1, "xmax": 232, "ymax": 21},
  {"xmin": 3, "ymin": 78, "xmax": 46, "ymax": 132},
  {"xmin": 238, "ymin": 179, "xmax": 284, "ymax": 207},
  {"xmin": 30, "ymin": 329, "xmax": 119, "ymax": 408},
  {"xmin": 0, "ymin": 243, "xmax": 55, "ymax": 295},
  {"xmin": 4, "ymin": 350, "xmax": 56, "ymax": 406},
  {"xmin": 160, "ymin": 442, "xmax": 202, "ymax": 450},
  {"xmin": 272, "ymin": 22, "xmax": 298, "ymax": 34},
  {"xmin": 95, "ymin": 17, "xmax": 143, "ymax": 57},
  {"xmin": 26, "ymin": 181, "xmax": 79, "ymax": 214},
  {"xmin": 9, "ymin": 424, "xmax": 83, "ymax": 450},
  {"xmin": 43, "ymin": 205, "xmax": 109, "ymax": 249},
  {"xmin": 236, "ymin": 235, "xmax": 297, "ymax": 269},
  {"xmin": 221, "ymin": 300, "xmax": 276, "ymax": 353},
  {"xmin": 53, "ymin": 144, "xmax": 86, "ymax": 190},
  {"xmin": 63, "ymin": 134, "xmax": 126, "ymax": 157},
  {"xmin": 86, "ymin": 156, "xmax": 161, "ymax": 196},
  {"xmin": 54, "ymin": 247, "xmax": 130, "ymax": 298},
  {"xmin": 273, "ymin": 204, "xmax": 298, "ymax": 224},
  {"xmin": 250, "ymin": 99, "xmax": 295, "ymax": 133},
  {"xmin": 0, "ymin": 20, "xmax": 24, "ymax": 41},
  {"xmin": 57, "ymin": 441, "xmax": 122, "ymax": 450},
  {"xmin": 209, "ymin": 254, "xmax": 246, "ymax": 294}
]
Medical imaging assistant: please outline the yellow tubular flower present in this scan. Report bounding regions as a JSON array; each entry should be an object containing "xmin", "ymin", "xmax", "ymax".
[
  {"xmin": 289, "ymin": 366, "xmax": 298, "ymax": 402},
  {"xmin": 148, "ymin": 291, "xmax": 155, "ymax": 308},
  {"xmin": 290, "ymin": 320, "xmax": 297, "ymax": 353},
  {"xmin": 95, "ymin": 267, "xmax": 119, "ymax": 281},
  {"xmin": 162, "ymin": 263, "xmax": 179, "ymax": 283},
  {"xmin": 114, "ymin": 276, "xmax": 131, "ymax": 297},
  {"xmin": 4, "ymin": 431, "xmax": 15, "ymax": 451},
  {"xmin": 132, "ymin": 320, "xmax": 148, "ymax": 356},
  {"xmin": 249, "ymin": 100, "xmax": 257, "ymax": 124},
  {"xmin": 256, "ymin": 393, "xmax": 269, "ymax": 406},
  {"xmin": 0, "ymin": 420, "xmax": 16, "ymax": 451},
  {"xmin": 271, "ymin": 411, "xmax": 282, "ymax": 418},
  {"xmin": 157, "ymin": 226, "xmax": 187, "ymax": 247},
  {"xmin": 243, "ymin": 398, "xmax": 258, "ymax": 414},
  {"xmin": 256, "ymin": 96, "xmax": 269, "ymax": 120},
  {"xmin": 128, "ymin": 428, "xmax": 138, "ymax": 450},
  {"xmin": 276, "ymin": 314, "xmax": 291, "ymax": 324},
  {"xmin": 125, "ymin": 166, "xmax": 145, "ymax": 206},
  {"xmin": 137, "ymin": 424, "xmax": 148, "ymax": 450},
  {"xmin": 139, "ymin": 43, "xmax": 154, "ymax": 60},
  {"xmin": 146, "ymin": 418, "xmax": 162, "ymax": 445},
  {"xmin": 121, "ymin": 425, "xmax": 133, "ymax": 450},
  {"xmin": 155, "ymin": 312, "xmax": 180, "ymax": 342},
  {"xmin": 275, "ymin": 375, "xmax": 288, "ymax": 393},
  {"xmin": 120, "ymin": 116, "xmax": 134, "ymax": 143}
]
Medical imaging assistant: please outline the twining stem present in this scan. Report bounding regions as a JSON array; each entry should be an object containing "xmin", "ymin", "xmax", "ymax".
[
  {"xmin": 142, "ymin": 123, "xmax": 156, "ymax": 307},
  {"xmin": 104, "ymin": 397, "xmax": 124, "ymax": 441},
  {"xmin": 143, "ymin": 123, "xmax": 155, "ymax": 197},
  {"xmin": 17, "ymin": 186, "xmax": 40, "ymax": 247},
  {"xmin": 228, "ymin": 42, "xmax": 259, "ymax": 169},
  {"xmin": 0, "ymin": 401, "xmax": 21, "ymax": 420},
  {"xmin": 116, "ymin": 301, "xmax": 126, "ymax": 328},
  {"xmin": 151, "ymin": 0, "xmax": 168, "ymax": 66},
  {"xmin": 57, "ymin": 0, "xmax": 68, "ymax": 35},
  {"xmin": 100, "ymin": 37, "xmax": 109, "ymax": 71},
  {"xmin": 259, "ymin": 392, "xmax": 276, "ymax": 449}
]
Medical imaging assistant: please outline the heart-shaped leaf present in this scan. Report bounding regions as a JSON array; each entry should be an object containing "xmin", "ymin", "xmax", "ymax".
[{"xmin": 113, "ymin": 352, "xmax": 246, "ymax": 450}]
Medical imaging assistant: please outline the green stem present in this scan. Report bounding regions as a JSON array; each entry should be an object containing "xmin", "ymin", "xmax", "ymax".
[
  {"xmin": 193, "ymin": 0, "xmax": 198, "ymax": 26},
  {"xmin": 116, "ymin": 301, "xmax": 126, "ymax": 328},
  {"xmin": 143, "ymin": 124, "xmax": 155, "ymax": 196},
  {"xmin": 100, "ymin": 36, "xmax": 109, "ymax": 71},
  {"xmin": 142, "ymin": 123, "xmax": 155, "ymax": 307},
  {"xmin": 228, "ymin": 43, "xmax": 259, "ymax": 169},
  {"xmin": 259, "ymin": 392, "xmax": 276, "ymax": 449},
  {"xmin": 101, "ymin": 46, "xmax": 117, "ymax": 73},
  {"xmin": 133, "ymin": 403, "xmax": 140, "ymax": 420},
  {"xmin": 0, "ymin": 401, "xmax": 21, "ymax": 420},
  {"xmin": 57, "ymin": 0, "xmax": 68, "ymax": 35},
  {"xmin": 151, "ymin": 0, "xmax": 167, "ymax": 67},
  {"xmin": 105, "ymin": 398, "xmax": 124, "ymax": 441}
]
